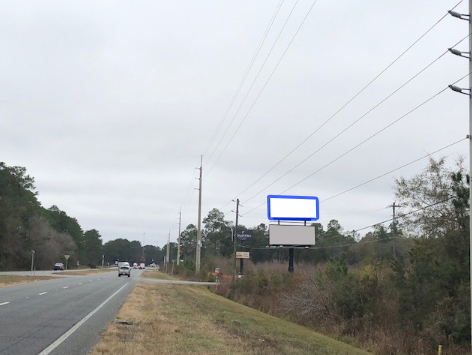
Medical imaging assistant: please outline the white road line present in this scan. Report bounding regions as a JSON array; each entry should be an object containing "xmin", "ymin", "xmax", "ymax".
[
  {"xmin": 78, "ymin": 283, "xmax": 82, "ymax": 285},
  {"xmin": 0, "ymin": 302, "xmax": 10, "ymax": 306},
  {"xmin": 38, "ymin": 292, "xmax": 47, "ymax": 296},
  {"xmin": 38, "ymin": 283, "xmax": 129, "ymax": 355},
  {"xmin": 63, "ymin": 287, "xmax": 68, "ymax": 289}
]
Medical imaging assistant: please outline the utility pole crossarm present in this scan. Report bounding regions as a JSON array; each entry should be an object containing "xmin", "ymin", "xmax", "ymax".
[{"xmin": 388, "ymin": 202, "xmax": 403, "ymax": 258}]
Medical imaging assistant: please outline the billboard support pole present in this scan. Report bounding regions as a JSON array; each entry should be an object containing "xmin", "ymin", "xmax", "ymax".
[
  {"xmin": 288, "ymin": 248, "xmax": 294, "ymax": 273},
  {"xmin": 239, "ymin": 258, "xmax": 244, "ymax": 276}
]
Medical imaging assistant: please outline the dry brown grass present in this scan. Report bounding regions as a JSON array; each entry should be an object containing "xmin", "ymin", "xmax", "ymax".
[
  {"xmin": 89, "ymin": 280, "xmax": 371, "ymax": 355},
  {"xmin": 141, "ymin": 270, "xmax": 176, "ymax": 280},
  {"xmin": 0, "ymin": 275, "xmax": 57, "ymax": 287}
]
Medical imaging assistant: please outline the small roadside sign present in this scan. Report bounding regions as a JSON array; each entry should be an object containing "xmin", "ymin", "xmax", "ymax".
[
  {"xmin": 235, "ymin": 252, "xmax": 250, "ymax": 259},
  {"xmin": 64, "ymin": 254, "xmax": 70, "ymax": 260}
]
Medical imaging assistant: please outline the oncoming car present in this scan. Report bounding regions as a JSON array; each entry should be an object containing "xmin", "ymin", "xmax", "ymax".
[
  {"xmin": 54, "ymin": 263, "xmax": 64, "ymax": 271},
  {"xmin": 118, "ymin": 265, "xmax": 131, "ymax": 277}
]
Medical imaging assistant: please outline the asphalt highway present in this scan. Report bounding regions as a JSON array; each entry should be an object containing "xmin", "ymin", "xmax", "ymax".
[{"xmin": 0, "ymin": 269, "xmax": 141, "ymax": 355}]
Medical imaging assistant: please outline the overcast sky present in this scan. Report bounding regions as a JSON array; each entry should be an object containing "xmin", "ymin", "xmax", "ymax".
[{"xmin": 1, "ymin": 0, "xmax": 469, "ymax": 247}]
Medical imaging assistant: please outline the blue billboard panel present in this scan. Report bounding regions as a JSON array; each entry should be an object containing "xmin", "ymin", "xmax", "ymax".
[{"xmin": 267, "ymin": 195, "xmax": 319, "ymax": 221}]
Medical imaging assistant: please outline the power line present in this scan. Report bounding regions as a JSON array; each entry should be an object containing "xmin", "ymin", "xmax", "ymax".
[
  {"xmin": 242, "ymin": 54, "xmax": 448, "ymax": 204},
  {"xmin": 181, "ymin": 168, "xmax": 197, "ymax": 208},
  {"xmin": 279, "ymin": 73, "xmax": 470, "ymax": 191},
  {"xmin": 205, "ymin": 0, "xmax": 320, "ymax": 178},
  {"xmin": 217, "ymin": 3, "xmax": 464, "ymax": 211},
  {"xmin": 241, "ymin": 37, "xmax": 469, "ymax": 205},
  {"xmin": 321, "ymin": 137, "xmax": 467, "ymax": 203},
  {"xmin": 202, "ymin": 0, "xmax": 286, "ymax": 160},
  {"xmin": 353, "ymin": 196, "xmax": 455, "ymax": 233},
  {"xmin": 243, "ymin": 73, "xmax": 471, "ymax": 216},
  {"xmin": 205, "ymin": 0, "xmax": 300, "ymax": 169}
]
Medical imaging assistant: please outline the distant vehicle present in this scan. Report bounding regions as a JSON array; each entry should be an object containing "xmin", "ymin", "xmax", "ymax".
[
  {"xmin": 138, "ymin": 263, "xmax": 145, "ymax": 269},
  {"xmin": 54, "ymin": 263, "xmax": 64, "ymax": 271},
  {"xmin": 149, "ymin": 263, "xmax": 157, "ymax": 268},
  {"xmin": 133, "ymin": 263, "xmax": 138, "ymax": 269},
  {"xmin": 117, "ymin": 261, "xmax": 130, "ymax": 268},
  {"xmin": 118, "ymin": 265, "xmax": 131, "ymax": 277}
]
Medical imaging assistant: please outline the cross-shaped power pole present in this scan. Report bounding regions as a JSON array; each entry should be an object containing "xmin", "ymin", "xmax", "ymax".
[{"xmin": 388, "ymin": 202, "xmax": 403, "ymax": 258}]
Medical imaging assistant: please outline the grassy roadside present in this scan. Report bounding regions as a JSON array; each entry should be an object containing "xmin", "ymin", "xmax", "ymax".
[
  {"xmin": 0, "ymin": 275, "xmax": 57, "ymax": 287},
  {"xmin": 140, "ymin": 269, "xmax": 177, "ymax": 280},
  {"xmin": 90, "ymin": 275, "xmax": 372, "ymax": 355}
]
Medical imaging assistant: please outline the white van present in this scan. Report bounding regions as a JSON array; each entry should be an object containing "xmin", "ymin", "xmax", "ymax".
[{"xmin": 118, "ymin": 265, "xmax": 131, "ymax": 277}]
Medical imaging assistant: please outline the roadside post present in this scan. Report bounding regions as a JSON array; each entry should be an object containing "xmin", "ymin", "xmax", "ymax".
[
  {"xmin": 64, "ymin": 254, "xmax": 70, "ymax": 270},
  {"xmin": 31, "ymin": 250, "xmax": 35, "ymax": 276},
  {"xmin": 235, "ymin": 252, "xmax": 249, "ymax": 277},
  {"xmin": 235, "ymin": 230, "xmax": 253, "ymax": 277},
  {"xmin": 267, "ymin": 195, "xmax": 319, "ymax": 273}
]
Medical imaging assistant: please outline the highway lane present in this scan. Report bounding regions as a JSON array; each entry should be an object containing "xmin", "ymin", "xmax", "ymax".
[
  {"xmin": 0, "ymin": 269, "xmax": 113, "ymax": 277},
  {"xmin": 0, "ymin": 269, "xmax": 142, "ymax": 355}
]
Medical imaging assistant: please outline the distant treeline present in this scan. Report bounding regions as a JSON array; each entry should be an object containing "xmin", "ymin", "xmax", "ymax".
[{"xmin": 0, "ymin": 162, "xmax": 168, "ymax": 270}]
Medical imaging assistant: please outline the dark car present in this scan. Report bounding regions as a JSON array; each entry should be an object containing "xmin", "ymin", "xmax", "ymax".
[{"xmin": 54, "ymin": 262, "xmax": 64, "ymax": 271}]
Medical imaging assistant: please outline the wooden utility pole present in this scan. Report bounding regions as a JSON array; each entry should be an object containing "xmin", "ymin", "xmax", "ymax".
[
  {"xmin": 232, "ymin": 199, "xmax": 239, "ymax": 281},
  {"xmin": 196, "ymin": 156, "xmax": 202, "ymax": 274},
  {"xmin": 166, "ymin": 230, "xmax": 170, "ymax": 273},
  {"xmin": 177, "ymin": 206, "xmax": 181, "ymax": 266},
  {"xmin": 389, "ymin": 202, "xmax": 402, "ymax": 258}
]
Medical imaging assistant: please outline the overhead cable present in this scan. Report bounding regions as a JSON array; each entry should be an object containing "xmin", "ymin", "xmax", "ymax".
[
  {"xmin": 353, "ymin": 196, "xmax": 455, "ymax": 233},
  {"xmin": 205, "ymin": 0, "xmax": 320, "ymax": 178},
  {"xmin": 321, "ymin": 137, "xmax": 467, "ymax": 203},
  {"xmin": 241, "ymin": 36, "xmax": 470, "ymax": 205},
  {"xmin": 242, "ymin": 73, "xmax": 470, "ymax": 215},
  {"xmin": 218, "ymin": 2, "xmax": 464, "ymax": 211},
  {"xmin": 205, "ymin": 0, "xmax": 300, "ymax": 169},
  {"xmin": 202, "ymin": 0, "xmax": 286, "ymax": 161}
]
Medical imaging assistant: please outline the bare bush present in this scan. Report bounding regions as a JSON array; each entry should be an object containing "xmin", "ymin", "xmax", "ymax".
[{"xmin": 29, "ymin": 216, "xmax": 77, "ymax": 269}]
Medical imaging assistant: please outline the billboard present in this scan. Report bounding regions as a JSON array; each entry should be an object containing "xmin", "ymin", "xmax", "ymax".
[
  {"xmin": 237, "ymin": 230, "xmax": 253, "ymax": 241},
  {"xmin": 267, "ymin": 195, "xmax": 319, "ymax": 221},
  {"xmin": 269, "ymin": 224, "xmax": 316, "ymax": 246}
]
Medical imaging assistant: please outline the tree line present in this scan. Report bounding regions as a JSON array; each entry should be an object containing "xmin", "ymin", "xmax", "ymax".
[
  {"xmin": 0, "ymin": 161, "xmax": 173, "ymax": 270},
  {"xmin": 0, "ymin": 162, "xmax": 104, "ymax": 269}
]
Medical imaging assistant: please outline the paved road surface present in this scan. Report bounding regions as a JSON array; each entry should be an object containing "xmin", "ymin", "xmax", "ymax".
[
  {"xmin": 0, "ymin": 269, "xmax": 140, "ymax": 355},
  {"xmin": 0, "ymin": 269, "xmax": 110, "ymax": 277},
  {"xmin": 0, "ymin": 270, "xmax": 218, "ymax": 355}
]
